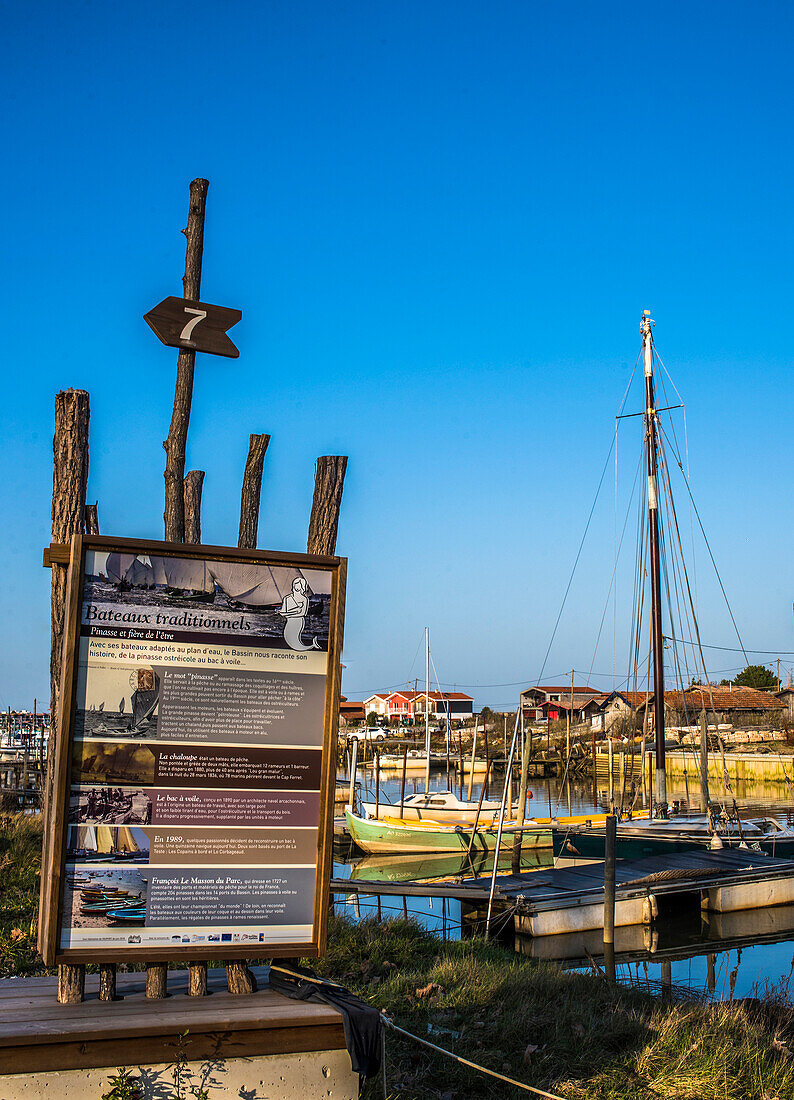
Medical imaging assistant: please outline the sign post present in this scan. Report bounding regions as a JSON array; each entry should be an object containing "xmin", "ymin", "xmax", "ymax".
[{"xmin": 39, "ymin": 536, "xmax": 345, "ymax": 968}]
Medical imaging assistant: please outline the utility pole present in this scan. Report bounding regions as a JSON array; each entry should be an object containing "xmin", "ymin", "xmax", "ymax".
[{"xmin": 642, "ymin": 311, "xmax": 667, "ymax": 815}]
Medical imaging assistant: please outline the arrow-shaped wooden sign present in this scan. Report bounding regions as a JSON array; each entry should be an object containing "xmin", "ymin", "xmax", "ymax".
[{"xmin": 144, "ymin": 296, "xmax": 242, "ymax": 358}]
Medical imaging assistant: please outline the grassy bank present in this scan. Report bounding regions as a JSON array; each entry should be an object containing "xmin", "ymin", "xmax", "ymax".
[
  {"xmin": 313, "ymin": 914, "xmax": 794, "ymax": 1099},
  {"xmin": 0, "ymin": 813, "xmax": 45, "ymax": 977},
  {"xmin": 3, "ymin": 814, "xmax": 794, "ymax": 1098}
]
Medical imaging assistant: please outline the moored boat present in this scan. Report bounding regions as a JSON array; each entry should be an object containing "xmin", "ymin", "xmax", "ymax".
[
  {"xmin": 375, "ymin": 750, "xmax": 447, "ymax": 771},
  {"xmin": 359, "ymin": 790, "xmax": 513, "ymax": 825},
  {"xmin": 552, "ymin": 815, "xmax": 794, "ymax": 861},
  {"xmin": 345, "ymin": 807, "xmax": 551, "ymax": 853}
]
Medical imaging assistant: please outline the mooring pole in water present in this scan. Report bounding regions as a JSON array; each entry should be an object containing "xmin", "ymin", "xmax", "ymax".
[
  {"xmin": 512, "ymin": 714, "xmax": 532, "ymax": 873},
  {"xmin": 458, "ymin": 728, "xmax": 464, "ymax": 799},
  {"xmin": 424, "ymin": 627, "xmax": 431, "ymax": 794},
  {"xmin": 399, "ymin": 746, "xmax": 408, "ymax": 816},
  {"xmin": 485, "ymin": 708, "xmax": 521, "ymax": 940},
  {"xmin": 348, "ymin": 737, "xmax": 359, "ymax": 811},
  {"xmin": 603, "ymin": 812, "xmax": 617, "ymax": 981},
  {"xmin": 699, "ymin": 709, "xmax": 710, "ymax": 813},
  {"xmin": 374, "ymin": 751, "xmax": 380, "ymax": 818},
  {"xmin": 466, "ymin": 757, "xmax": 493, "ymax": 860},
  {"xmin": 467, "ymin": 718, "xmax": 478, "ymax": 801}
]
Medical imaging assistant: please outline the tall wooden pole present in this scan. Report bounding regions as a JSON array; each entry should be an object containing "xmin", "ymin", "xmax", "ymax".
[
  {"xmin": 512, "ymin": 715, "xmax": 532, "ymax": 873},
  {"xmin": 238, "ymin": 433, "xmax": 270, "ymax": 549},
  {"xmin": 642, "ymin": 312, "xmax": 667, "ymax": 815},
  {"xmin": 699, "ymin": 709, "xmax": 710, "ymax": 813},
  {"xmin": 163, "ymin": 178, "xmax": 209, "ymax": 542},
  {"xmin": 46, "ymin": 389, "xmax": 90, "ymax": 1000},
  {"xmin": 155, "ymin": 179, "xmax": 210, "ymax": 999}
]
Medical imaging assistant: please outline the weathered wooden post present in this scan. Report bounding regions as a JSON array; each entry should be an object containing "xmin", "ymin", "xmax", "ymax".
[
  {"xmin": 99, "ymin": 964, "xmax": 117, "ymax": 1003},
  {"xmin": 183, "ymin": 469, "xmax": 205, "ymax": 544},
  {"xmin": 307, "ymin": 457, "xmax": 347, "ymax": 555},
  {"xmin": 84, "ymin": 502, "xmax": 99, "ymax": 535},
  {"xmin": 238, "ymin": 433, "xmax": 270, "ymax": 549},
  {"xmin": 43, "ymin": 389, "xmax": 90, "ymax": 1003},
  {"xmin": 163, "ymin": 177, "xmax": 209, "ymax": 543}
]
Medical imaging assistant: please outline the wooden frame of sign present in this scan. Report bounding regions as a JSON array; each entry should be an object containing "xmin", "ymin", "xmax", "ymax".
[{"xmin": 39, "ymin": 534, "xmax": 346, "ymax": 966}]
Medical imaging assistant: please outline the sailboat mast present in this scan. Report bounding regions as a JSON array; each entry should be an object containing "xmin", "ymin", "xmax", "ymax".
[
  {"xmin": 424, "ymin": 627, "xmax": 431, "ymax": 793},
  {"xmin": 641, "ymin": 310, "xmax": 667, "ymax": 813}
]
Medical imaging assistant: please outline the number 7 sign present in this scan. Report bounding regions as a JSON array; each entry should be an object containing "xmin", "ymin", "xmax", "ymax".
[{"xmin": 144, "ymin": 296, "xmax": 242, "ymax": 358}]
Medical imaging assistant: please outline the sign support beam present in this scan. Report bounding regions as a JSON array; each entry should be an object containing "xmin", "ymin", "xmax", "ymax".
[{"xmin": 163, "ymin": 178, "xmax": 208, "ymax": 544}]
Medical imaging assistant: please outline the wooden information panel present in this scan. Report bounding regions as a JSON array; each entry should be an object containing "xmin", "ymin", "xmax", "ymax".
[{"xmin": 40, "ymin": 535, "xmax": 346, "ymax": 965}]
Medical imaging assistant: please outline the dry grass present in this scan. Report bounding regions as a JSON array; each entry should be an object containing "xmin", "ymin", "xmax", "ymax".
[
  {"xmin": 311, "ymin": 914, "xmax": 794, "ymax": 1100},
  {"xmin": 0, "ymin": 813, "xmax": 45, "ymax": 977}
]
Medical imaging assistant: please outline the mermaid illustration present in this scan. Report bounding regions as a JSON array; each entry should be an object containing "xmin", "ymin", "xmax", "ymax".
[{"xmin": 278, "ymin": 577, "xmax": 321, "ymax": 651}]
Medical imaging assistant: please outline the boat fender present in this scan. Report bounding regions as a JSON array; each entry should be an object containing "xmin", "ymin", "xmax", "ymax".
[
  {"xmin": 642, "ymin": 894, "xmax": 659, "ymax": 925},
  {"xmin": 643, "ymin": 925, "xmax": 659, "ymax": 952}
]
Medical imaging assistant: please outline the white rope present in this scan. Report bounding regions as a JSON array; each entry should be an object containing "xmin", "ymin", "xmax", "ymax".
[
  {"xmin": 382, "ymin": 1016, "xmax": 570, "ymax": 1100},
  {"xmin": 272, "ymin": 966, "xmax": 571, "ymax": 1100}
]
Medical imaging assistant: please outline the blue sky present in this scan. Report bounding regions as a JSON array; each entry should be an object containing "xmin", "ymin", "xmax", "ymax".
[{"xmin": 2, "ymin": 1, "xmax": 792, "ymax": 710}]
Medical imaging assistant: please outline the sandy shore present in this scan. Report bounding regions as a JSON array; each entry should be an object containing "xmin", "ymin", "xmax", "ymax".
[{"xmin": 63, "ymin": 865, "xmax": 147, "ymax": 930}]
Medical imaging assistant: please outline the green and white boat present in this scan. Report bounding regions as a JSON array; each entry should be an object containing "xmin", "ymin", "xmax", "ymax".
[{"xmin": 344, "ymin": 807, "xmax": 551, "ymax": 853}]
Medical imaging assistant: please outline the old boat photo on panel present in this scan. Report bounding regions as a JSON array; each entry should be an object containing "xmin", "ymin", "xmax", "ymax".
[
  {"xmin": 74, "ymin": 663, "xmax": 160, "ymax": 739},
  {"xmin": 81, "ymin": 550, "xmax": 332, "ymax": 651}
]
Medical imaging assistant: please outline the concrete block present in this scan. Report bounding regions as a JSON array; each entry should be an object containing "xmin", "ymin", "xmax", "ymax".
[{"xmin": 0, "ymin": 1049, "xmax": 358, "ymax": 1099}]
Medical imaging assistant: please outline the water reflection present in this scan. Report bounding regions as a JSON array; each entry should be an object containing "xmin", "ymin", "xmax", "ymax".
[{"xmin": 335, "ymin": 761, "xmax": 794, "ymax": 998}]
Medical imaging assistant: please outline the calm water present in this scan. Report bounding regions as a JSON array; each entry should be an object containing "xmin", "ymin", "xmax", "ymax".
[{"xmin": 334, "ymin": 757, "xmax": 794, "ymax": 1001}]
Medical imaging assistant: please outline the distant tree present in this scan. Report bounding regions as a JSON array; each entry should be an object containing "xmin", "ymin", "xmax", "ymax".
[
  {"xmin": 723, "ymin": 665, "xmax": 778, "ymax": 691},
  {"xmin": 366, "ymin": 711, "xmax": 379, "ymax": 726},
  {"xmin": 480, "ymin": 706, "xmax": 494, "ymax": 726}
]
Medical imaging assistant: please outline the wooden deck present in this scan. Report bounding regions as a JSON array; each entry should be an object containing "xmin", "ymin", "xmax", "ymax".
[{"xmin": 0, "ymin": 966, "xmax": 346, "ymax": 1075}]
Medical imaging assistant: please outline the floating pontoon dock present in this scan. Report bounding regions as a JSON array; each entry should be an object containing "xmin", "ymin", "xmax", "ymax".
[{"xmin": 332, "ymin": 849, "xmax": 794, "ymax": 936}]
